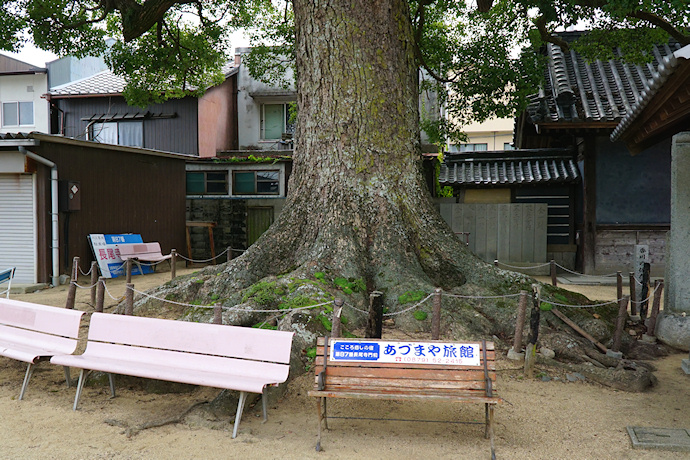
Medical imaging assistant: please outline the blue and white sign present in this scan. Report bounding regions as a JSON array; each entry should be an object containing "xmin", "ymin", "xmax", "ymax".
[
  {"xmin": 88, "ymin": 234, "xmax": 153, "ymax": 278},
  {"xmin": 330, "ymin": 340, "xmax": 481, "ymax": 366}
]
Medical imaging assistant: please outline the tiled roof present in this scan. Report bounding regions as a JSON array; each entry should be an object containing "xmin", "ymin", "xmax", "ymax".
[
  {"xmin": 49, "ymin": 62, "xmax": 238, "ymax": 96},
  {"xmin": 526, "ymin": 32, "xmax": 684, "ymax": 125},
  {"xmin": 439, "ymin": 150, "xmax": 580, "ymax": 186},
  {"xmin": 611, "ymin": 44, "xmax": 690, "ymax": 142}
]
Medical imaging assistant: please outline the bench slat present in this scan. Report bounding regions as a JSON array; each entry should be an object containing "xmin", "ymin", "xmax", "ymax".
[
  {"xmin": 313, "ymin": 366, "xmax": 496, "ymax": 382},
  {"xmin": 308, "ymin": 389, "xmax": 501, "ymax": 403},
  {"xmin": 117, "ymin": 243, "xmax": 172, "ymax": 262},
  {"xmin": 85, "ymin": 312, "xmax": 293, "ymax": 364},
  {"xmin": 316, "ymin": 377, "xmax": 493, "ymax": 391}
]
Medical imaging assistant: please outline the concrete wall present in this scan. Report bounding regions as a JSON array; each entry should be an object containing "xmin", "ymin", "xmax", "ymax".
[
  {"xmin": 198, "ymin": 76, "xmax": 238, "ymax": 157},
  {"xmin": 235, "ymin": 48, "xmax": 296, "ymax": 150},
  {"xmin": 47, "ymin": 55, "xmax": 108, "ymax": 89}
]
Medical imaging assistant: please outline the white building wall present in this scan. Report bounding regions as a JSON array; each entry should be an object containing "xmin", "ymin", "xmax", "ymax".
[{"xmin": 0, "ymin": 73, "xmax": 50, "ymax": 134}]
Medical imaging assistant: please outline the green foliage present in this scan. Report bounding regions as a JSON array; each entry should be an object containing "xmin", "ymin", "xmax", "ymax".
[
  {"xmin": 539, "ymin": 302, "xmax": 553, "ymax": 311},
  {"xmin": 252, "ymin": 322, "xmax": 278, "ymax": 330},
  {"xmin": 399, "ymin": 290, "xmax": 427, "ymax": 304},
  {"xmin": 333, "ymin": 277, "xmax": 366, "ymax": 295},
  {"xmin": 278, "ymin": 295, "xmax": 318, "ymax": 310},
  {"xmin": 242, "ymin": 280, "xmax": 284, "ymax": 305},
  {"xmin": 413, "ymin": 310, "xmax": 428, "ymax": 321},
  {"xmin": 318, "ymin": 314, "xmax": 332, "ymax": 332},
  {"xmin": 306, "ymin": 347, "xmax": 317, "ymax": 360}
]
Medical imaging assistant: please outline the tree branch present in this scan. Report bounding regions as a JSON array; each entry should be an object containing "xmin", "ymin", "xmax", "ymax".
[
  {"xmin": 411, "ymin": 1, "xmax": 456, "ymax": 84},
  {"xmin": 534, "ymin": 15, "xmax": 570, "ymax": 51},
  {"xmin": 627, "ymin": 10, "xmax": 690, "ymax": 46},
  {"xmin": 112, "ymin": 0, "xmax": 195, "ymax": 42}
]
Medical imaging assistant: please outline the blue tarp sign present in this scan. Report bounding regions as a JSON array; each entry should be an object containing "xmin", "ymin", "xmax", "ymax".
[
  {"xmin": 88, "ymin": 234, "xmax": 153, "ymax": 278},
  {"xmin": 330, "ymin": 339, "xmax": 481, "ymax": 366}
]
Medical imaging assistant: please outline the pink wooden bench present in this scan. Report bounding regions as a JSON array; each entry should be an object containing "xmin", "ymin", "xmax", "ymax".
[
  {"xmin": 51, "ymin": 312, "xmax": 294, "ymax": 438},
  {"xmin": 0, "ymin": 298, "xmax": 85, "ymax": 399},
  {"xmin": 116, "ymin": 242, "xmax": 172, "ymax": 272}
]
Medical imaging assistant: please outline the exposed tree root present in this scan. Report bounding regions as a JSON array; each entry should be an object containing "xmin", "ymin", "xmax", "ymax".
[{"xmin": 105, "ymin": 400, "xmax": 210, "ymax": 438}]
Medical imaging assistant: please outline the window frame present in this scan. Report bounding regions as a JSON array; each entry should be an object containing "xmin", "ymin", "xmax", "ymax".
[
  {"xmin": 2, "ymin": 101, "xmax": 34, "ymax": 127},
  {"xmin": 260, "ymin": 103, "xmax": 295, "ymax": 141},
  {"xmin": 231, "ymin": 169, "xmax": 281, "ymax": 196},
  {"xmin": 91, "ymin": 120, "xmax": 144, "ymax": 147},
  {"xmin": 186, "ymin": 170, "xmax": 229, "ymax": 196}
]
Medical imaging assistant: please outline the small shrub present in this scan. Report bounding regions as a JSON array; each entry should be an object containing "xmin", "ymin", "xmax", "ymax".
[
  {"xmin": 399, "ymin": 290, "xmax": 427, "ymax": 304},
  {"xmin": 413, "ymin": 310, "xmax": 428, "ymax": 321},
  {"xmin": 539, "ymin": 302, "xmax": 553, "ymax": 311}
]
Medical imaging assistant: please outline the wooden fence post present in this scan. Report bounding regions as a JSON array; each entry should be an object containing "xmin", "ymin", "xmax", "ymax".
[
  {"xmin": 213, "ymin": 305, "xmax": 222, "ymax": 324},
  {"xmin": 609, "ymin": 295, "xmax": 629, "ymax": 358},
  {"xmin": 365, "ymin": 291, "xmax": 384, "ymax": 339},
  {"xmin": 227, "ymin": 246, "xmax": 233, "ymax": 263},
  {"xmin": 431, "ymin": 288, "xmax": 442, "ymax": 340},
  {"xmin": 65, "ymin": 256, "xmax": 79, "ymax": 309},
  {"xmin": 124, "ymin": 283, "xmax": 134, "ymax": 316},
  {"xmin": 508, "ymin": 290, "xmax": 528, "ymax": 360},
  {"xmin": 616, "ymin": 271, "xmax": 623, "ymax": 302},
  {"xmin": 524, "ymin": 285, "xmax": 540, "ymax": 378},
  {"xmin": 550, "ymin": 260, "xmax": 557, "ymax": 286},
  {"xmin": 639, "ymin": 263, "xmax": 650, "ymax": 320},
  {"xmin": 168, "ymin": 250, "xmax": 176, "ymax": 280},
  {"xmin": 90, "ymin": 261, "xmax": 98, "ymax": 305},
  {"xmin": 126, "ymin": 259, "xmax": 133, "ymax": 284},
  {"xmin": 332, "ymin": 298, "xmax": 344, "ymax": 338},
  {"xmin": 629, "ymin": 272, "xmax": 639, "ymax": 319},
  {"xmin": 96, "ymin": 276, "xmax": 105, "ymax": 313},
  {"xmin": 643, "ymin": 280, "xmax": 664, "ymax": 342}
]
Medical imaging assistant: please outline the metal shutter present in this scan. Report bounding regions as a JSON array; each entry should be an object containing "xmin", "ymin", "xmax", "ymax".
[{"xmin": 0, "ymin": 173, "xmax": 36, "ymax": 284}]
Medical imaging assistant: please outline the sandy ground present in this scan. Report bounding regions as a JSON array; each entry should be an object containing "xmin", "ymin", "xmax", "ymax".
[{"xmin": 1, "ymin": 269, "xmax": 689, "ymax": 460}]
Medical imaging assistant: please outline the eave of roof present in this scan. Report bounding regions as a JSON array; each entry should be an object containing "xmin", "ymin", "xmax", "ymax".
[
  {"xmin": 0, "ymin": 132, "xmax": 195, "ymax": 161},
  {"xmin": 440, "ymin": 149, "xmax": 580, "ymax": 187},
  {"xmin": 610, "ymin": 44, "xmax": 690, "ymax": 152}
]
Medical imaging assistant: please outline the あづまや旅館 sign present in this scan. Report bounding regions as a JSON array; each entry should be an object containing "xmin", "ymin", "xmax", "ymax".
[{"xmin": 329, "ymin": 340, "xmax": 481, "ymax": 366}]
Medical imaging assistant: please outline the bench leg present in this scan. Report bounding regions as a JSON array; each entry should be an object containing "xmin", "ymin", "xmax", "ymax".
[
  {"xmin": 316, "ymin": 398, "xmax": 323, "ymax": 452},
  {"xmin": 19, "ymin": 363, "xmax": 35, "ymax": 400},
  {"xmin": 232, "ymin": 391, "xmax": 248, "ymax": 439},
  {"xmin": 64, "ymin": 366, "xmax": 71, "ymax": 388},
  {"xmin": 487, "ymin": 404, "xmax": 496, "ymax": 460},
  {"xmin": 485, "ymin": 403, "xmax": 489, "ymax": 439},
  {"xmin": 262, "ymin": 391, "xmax": 268, "ymax": 423},
  {"xmin": 73, "ymin": 369, "xmax": 89, "ymax": 411},
  {"xmin": 108, "ymin": 373, "xmax": 116, "ymax": 397}
]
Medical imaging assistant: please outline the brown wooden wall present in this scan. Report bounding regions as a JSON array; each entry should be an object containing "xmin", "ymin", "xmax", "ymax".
[{"xmin": 32, "ymin": 142, "xmax": 187, "ymax": 278}]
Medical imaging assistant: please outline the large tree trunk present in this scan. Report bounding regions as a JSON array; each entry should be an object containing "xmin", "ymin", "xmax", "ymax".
[{"xmin": 220, "ymin": 0, "xmax": 495, "ymax": 301}]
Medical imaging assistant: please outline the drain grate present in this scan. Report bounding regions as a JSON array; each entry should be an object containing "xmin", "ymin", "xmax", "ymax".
[{"xmin": 627, "ymin": 426, "xmax": 690, "ymax": 452}]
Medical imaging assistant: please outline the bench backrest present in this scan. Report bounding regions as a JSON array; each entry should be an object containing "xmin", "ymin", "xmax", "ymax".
[
  {"xmin": 314, "ymin": 337, "xmax": 496, "ymax": 395},
  {"xmin": 0, "ymin": 267, "xmax": 15, "ymax": 298},
  {"xmin": 87, "ymin": 312, "xmax": 294, "ymax": 364},
  {"xmin": 117, "ymin": 242, "xmax": 163, "ymax": 258},
  {"xmin": 0, "ymin": 298, "xmax": 85, "ymax": 338}
]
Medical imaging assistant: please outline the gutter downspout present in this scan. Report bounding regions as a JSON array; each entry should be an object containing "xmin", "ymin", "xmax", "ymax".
[{"xmin": 19, "ymin": 147, "xmax": 60, "ymax": 287}]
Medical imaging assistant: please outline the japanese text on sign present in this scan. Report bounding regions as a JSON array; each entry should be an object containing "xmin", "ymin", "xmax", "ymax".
[{"xmin": 330, "ymin": 340, "xmax": 481, "ymax": 366}]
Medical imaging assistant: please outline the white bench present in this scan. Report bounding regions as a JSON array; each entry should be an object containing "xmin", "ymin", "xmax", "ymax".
[
  {"xmin": 0, "ymin": 298, "xmax": 85, "ymax": 399},
  {"xmin": 51, "ymin": 312, "xmax": 295, "ymax": 438},
  {"xmin": 0, "ymin": 267, "xmax": 16, "ymax": 298},
  {"xmin": 116, "ymin": 242, "xmax": 172, "ymax": 273}
]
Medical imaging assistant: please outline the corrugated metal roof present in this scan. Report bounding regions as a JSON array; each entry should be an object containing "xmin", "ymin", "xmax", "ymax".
[
  {"xmin": 49, "ymin": 62, "xmax": 238, "ymax": 97},
  {"xmin": 439, "ymin": 150, "xmax": 580, "ymax": 186},
  {"xmin": 526, "ymin": 32, "xmax": 683, "ymax": 125}
]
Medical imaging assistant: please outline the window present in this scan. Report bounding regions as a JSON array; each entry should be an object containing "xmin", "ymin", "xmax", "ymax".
[
  {"xmin": 2, "ymin": 102, "xmax": 34, "ymax": 126},
  {"xmin": 91, "ymin": 121, "xmax": 143, "ymax": 147},
  {"xmin": 186, "ymin": 171, "xmax": 228, "ymax": 195},
  {"xmin": 261, "ymin": 103, "xmax": 295, "ymax": 140},
  {"xmin": 504, "ymin": 143, "xmax": 514, "ymax": 150},
  {"xmin": 232, "ymin": 170, "xmax": 280, "ymax": 195},
  {"xmin": 459, "ymin": 143, "xmax": 488, "ymax": 152}
]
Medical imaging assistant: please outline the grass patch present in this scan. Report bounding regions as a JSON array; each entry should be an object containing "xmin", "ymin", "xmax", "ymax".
[{"xmin": 399, "ymin": 290, "xmax": 427, "ymax": 304}]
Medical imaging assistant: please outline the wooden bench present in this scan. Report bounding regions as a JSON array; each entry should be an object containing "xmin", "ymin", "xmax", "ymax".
[
  {"xmin": 0, "ymin": 298, "xmax": 85, "ymax": 400},
  {"xmin": 116, "ymin": 242, "xmax": 172, "ymax": 272},
  {"xmin": 309, "ymin": 337, "xmax": 502, "ymax": 456},
  {"xmin": 0, "ymin": 267, "xmax": 16, "ymax": 298},
  {"xmin": 51, "ymin": 312, "xmax": 294, "ymax": 438}
]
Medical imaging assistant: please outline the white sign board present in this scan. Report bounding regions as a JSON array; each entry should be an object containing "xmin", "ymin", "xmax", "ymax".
[
  {"xmin": 329, "ymin": 339, "xmax": 481, "ymax": 366},
  {"xmin": 88, "ymin": 234, "xmax": 153, "ymax": 278}
]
